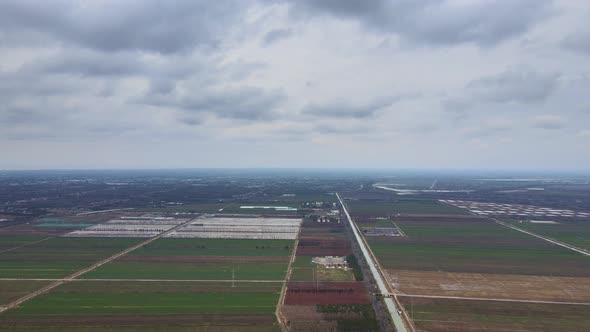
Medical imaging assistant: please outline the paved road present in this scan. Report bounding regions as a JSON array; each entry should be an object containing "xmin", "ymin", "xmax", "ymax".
[
  {"xmin": 336, "ymin": 193, "xmax": 409, "ymax": 332},
  {"xmin": 0, "ymin": 217, "xmax": 196, "ymax": 314},
  {"xmin": 493, "ymin": 218, "xmax": 590, "ymax": 257},
  {"xmin": 397, "ymin": 294, "xmax": 590, "ymax": 306}
]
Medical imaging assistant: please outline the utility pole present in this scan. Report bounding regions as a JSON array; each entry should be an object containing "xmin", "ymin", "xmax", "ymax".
[{"xmin": 232, "ymin": 267, "xmax": 235, "ymax": 288}]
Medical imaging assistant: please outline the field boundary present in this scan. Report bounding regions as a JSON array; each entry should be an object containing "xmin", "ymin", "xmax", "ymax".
[{"xmin": 276, "ymin": 225, "xmax": 300, "ymax": 332}]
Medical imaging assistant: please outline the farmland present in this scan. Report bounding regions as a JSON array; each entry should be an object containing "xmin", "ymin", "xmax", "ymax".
[
  {"xmin": 0, "ymin": 281, "xmax": 51, "ymax": 305},
  {"xmin": 504, "ymin": 219, "xmax": 590, "ymax": 251},
  {"xmin": 0, "ymin": 237, "xmax": 142, "ymax": 278},
  {"xmin": 399, "ymin": 297, "xmax": 590, "ymax": 332},
  {"xmin": 367, "ymin": 218, "xmax": 590, "ymax": 276},
  {"xmin": 345, "ymin": 198, "xmax": 469, "ymax": 217},
  {"xmin": 82, "ymin": 237, "xmax": 292, "ymax": 280},
  {"xmin": 1, "ymin": 281, "xmax": 282, "ymax": 331}
]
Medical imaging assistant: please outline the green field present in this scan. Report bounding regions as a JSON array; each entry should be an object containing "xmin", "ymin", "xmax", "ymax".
[
  {"xmin": 367, "ymin": 219, "xmax": 590, "ymax": 276},
  {"xmin": 134, "ymin": 238, "xmax": 293, "ymax": 257},
  {"xmin": 83, "ymin": 261, "xmax": 288, "ymax": 280},
  {"xmin": 401, "ymin": 297, "xmax": 590, "ymax": 332},
  {"xmin": 2, "ymin": 281, "xmax": 281, "ymax": 331},
  {"xmin": 0, "ymin": 238, "xmax": 142, "ymax": 278},
  {"xmin": 0, "ymin": 236, "xmax": 45, "ymax": 250},
  {"xmin": 346, "ymin": 198, "xmax": 468, "ymax": 216},
  {"xmin": 0, "ymin": 281, "xmax": 51, "ymax": 305},
  {"xmin": 13, "ymin": 292, "xmax": 277, "ymax": 315},
  {"xmin": 506, "ymin": 219, "xmax": 590, "ymax": 251}
]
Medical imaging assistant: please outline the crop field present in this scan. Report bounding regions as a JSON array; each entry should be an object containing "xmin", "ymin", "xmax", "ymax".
[
  {"xmin": 390, "ymin": 270, "xmax": 590, "ymax": 302},
  {"xmin": 368, "ymin": 218, "xmax": 590, "ymax": 277},
  {"xmin": 284, "ymin": 282, "xmax": 370, "ymax": 305},
  {"xmin": 133, "ymin": 238, "xmax": 294, "ymax": 257},
  {"xmin": 83, "ymin": 261, "xmax": 289, "ymax": 280},
  {"xmin": 0, "ymin": 237, "xmax": 142, "ymax": 278},
  {"xmin": 0, "ymin": 236, "xmax": 45, "ymax": 251},
  {"xmin": 0, "ymin": 281, "xmax": 51, "ymax": 305},
  {"xmin": 1, "ymin": 281, "xmax": 282, "ymax": 331},
  {"xmin": 296, "ymin": 238, "xmax": 352, "ymax": 256},
  {"xmin": 78, "ymin": 237, "xmax": 292, "ymax": 280},
  {"xmin": 399, "ymin": 297, "xmax": 590, "ymax": 332},
  {"xmin": 345, "ymin": 198, "xmax": 469, "ymax": 217},
  {"xmin": 505, "ymin": 219, "xmax": 590, "ymax": 251}
]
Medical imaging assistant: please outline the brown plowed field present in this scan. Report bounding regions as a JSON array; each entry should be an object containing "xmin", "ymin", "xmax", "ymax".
[
  {"xmin": 284, "ymin": 282, "xmax": 370, "ymax": 305},
  {"xmin": 296, "ymin": 238, "xmax": 352, "ymax": 256},
  {"xmin": 388, "ymin": 270, "xmax": 590, "ymax": 302}
]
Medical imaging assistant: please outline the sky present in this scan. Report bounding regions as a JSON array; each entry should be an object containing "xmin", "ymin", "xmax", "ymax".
[{"xmin": 1, "ymin": 0, "xmax": 589, "ymax": 170}]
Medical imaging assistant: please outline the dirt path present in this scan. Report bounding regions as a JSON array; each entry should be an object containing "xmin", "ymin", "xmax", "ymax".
[
  {"xmin": 0, "ymin": 237, "xmax": 52, "ymax": 254},
  {"xmin": 397, "ymin": 293, "xmax": 590, "ymax": 306},
  {"xmin": 0, "ymin": 217, "xmax": 196, "ymax": 314},
  {"xmin": 276, "ymin": 224, "xmax": 301, "ymax": 332}
]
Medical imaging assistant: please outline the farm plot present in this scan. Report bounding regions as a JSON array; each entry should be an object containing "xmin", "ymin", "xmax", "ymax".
[
  {"xmin": 345, "ymin": 198, "xmax": 469, "ymax": 217},
  {"xmin": 390, "ymin": 270, "xmax": 590, "ymax": 302},
  {"xmin": 368, "ymin": 218, "xmax": 590, "ymax": 277},
  {"xmin": 284, "ymin": 282, "xmax": 370, "ymax": 305},
  {"xmin": 0, "ymin": 237, "xmax": 141, "ymax": 278},
  {"xmin": 1, "ymin": 281, "xmax": 282, "ymax": 331},
  {"xmin": 0, "ymin": 281, "xmax": 51, "ymax": 305},
  {"xmin": 505, "ymin": 219, "xmax": 590, "ymax": 251},
  {"xmin": 399, "ymin": 297, "xmax": 590, "ymax": 332},
  {"xmin": 0, "ymin": 236, "xmax": 45, "ymax": 251},
  {"xmin": 82, "ymin": 237, "xmax": 293, "ymax": 280}
]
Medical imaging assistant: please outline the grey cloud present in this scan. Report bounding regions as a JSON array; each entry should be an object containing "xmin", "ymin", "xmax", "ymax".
[
  {"xmin": 287, "ymin": 0, "xmax": 551, "ymax": 47},
  {"xmin": 562, "ymin": 31, "xmax": 590, "ymax": 55},
  {"xmin": 23, "ymin": 51, "xmax": 145, "ymax": 77},
  {"xmin": 302, "ymin": 94, "xmax": 416, "ymax": 119},
  {"xmin": 467, "ymin": 69, "xmax": 559, "ymax": 104},
  {"xmin": 443, "ymin": 68, "xmax": 560, "ymax": 116},
  {"xmin": 145, "ymin": 86, "xmax": 287, "ymax": 121},
  {"xmin": 262, "ymin": 28, "xmax": 293, "ymax": 46},
  {"xmin": 314, "ymin": 124, "xmax": 369, "ymax": 134},
  {"xmin": 532, "ymin": 115, "xmax": 566, "ymax": 130},
  {"xmin": 0, "ymin": 0, "xmax": 246, "ymax": 54}
]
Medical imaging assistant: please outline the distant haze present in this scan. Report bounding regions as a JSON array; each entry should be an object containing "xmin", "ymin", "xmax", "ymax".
[{"xmin": 1, "ymin": 1, "xmax": 589, "ymax": 170}]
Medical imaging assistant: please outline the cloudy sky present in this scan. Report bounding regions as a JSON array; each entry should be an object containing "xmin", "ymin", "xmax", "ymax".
[{"xmin": 1, "ymin": 0, "xmax": 589, "ymax": 170}]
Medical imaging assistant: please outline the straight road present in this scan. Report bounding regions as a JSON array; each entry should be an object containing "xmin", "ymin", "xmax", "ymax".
[
  {"xmin": 0, "ymin": 217, "xmax": 196, "ymax": 314},
  {"xmin": 336, "ymin": 193, "xmax": 409, "ymax": 332}
]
